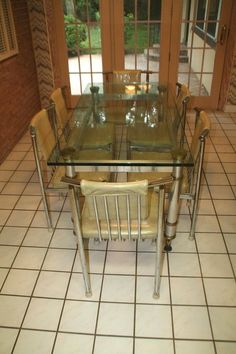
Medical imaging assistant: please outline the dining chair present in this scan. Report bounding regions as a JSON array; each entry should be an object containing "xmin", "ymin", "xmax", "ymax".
[
  {"xmin": 30, "ymin": 107, "xmax": 111, "ymax": 230},
  {"xmin": 113, "ymin": 69, "xmax": 141, "ymax": 84},
  {"xmin": 128, "ymin": 109, "xmax": 211, "ymax": 241},
  {"xmin": 62, "ymin": 176, "xmax": 173, "ymax": 298},
  {"xmin": 175, "ymin": 82, "xmax": 191, "ymax": 130},
  {"xmin": 50, "ymin": 87, "xmax": 72, "ymax": 137}
]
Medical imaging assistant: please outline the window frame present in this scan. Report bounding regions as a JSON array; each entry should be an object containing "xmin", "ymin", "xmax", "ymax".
[
  {"xmin": 0, "ymin": 0, "xmax": 18, "ymax": 62},
  {"xmin": 194, "ymin": 0, "xmax": 222, "ymax": 48}
]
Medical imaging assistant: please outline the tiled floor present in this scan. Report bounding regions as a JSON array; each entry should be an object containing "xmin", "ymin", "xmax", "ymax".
[{"xmin": 0, "ymin": 110, "xmax": 236, "ymax": 354}]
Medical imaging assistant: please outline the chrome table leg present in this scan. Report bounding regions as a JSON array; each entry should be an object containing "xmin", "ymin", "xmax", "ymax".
[{"xmin": 164, "ymin": 163, "xmax": 183, "ymax": 251}]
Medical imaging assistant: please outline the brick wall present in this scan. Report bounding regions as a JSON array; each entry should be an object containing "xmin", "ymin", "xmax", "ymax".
[{"xmin": 0, "ymin": 0, "xmax": 40, "ymax": 162}]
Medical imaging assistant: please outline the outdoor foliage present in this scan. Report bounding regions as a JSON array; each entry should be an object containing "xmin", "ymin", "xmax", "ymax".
[
  {"xmin": 64, "ymin": 14, "xmax": 87, "ymax": 56},
  {"xmin": 64, "ymin": 0, "xmax": 160, "ymax": 55}
]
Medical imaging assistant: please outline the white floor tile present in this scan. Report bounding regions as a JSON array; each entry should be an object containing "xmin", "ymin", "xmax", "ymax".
[
  {"xmin": 101, "ymin": 274, "xmax": 135, "ymax": 302},
  {"xmin": 224, "ymin": 233, "xmax": 236, "ymax": 253},
  {"xmin": 56, "ymin": 212, "xmax": 74, "ymax": 228},
  {"xmin": 33, "ymin": 271, "xmax": 70, "ymax": 298},
  {"xmin": 105, "ymin": 251, "xmax": 136, "ymax": 275},
  {"xmin": 0, "ymin": 195, "xmax": 19, "ymax": 209},
  {"xmin": 209, "ymin": 307, "xmax": 236, "ymax": 341},
  {"xmin": 73, "ymin": 250, "xmax": 106, "ymax": 273},
  {"xmin": 15, "ymin": 196, "xmax": 41, "ymax": 210},
  {"xmin": 170, "ymin": 233, "xmax": 196, "ymax": 253},
  {"xmin": 173, "ymin": 306, "xmax": 212, "ymax": 340},
  {"xmin": 204, "ymin": 278, "xmax": 236, "ymax": 306},
  {"xmin": 0, "ymin": 328, "xmax": 18, "ymax": 354},
  {"xmin": 14, "ymin": 330, "xmax": 55, "ymax": 354},
  {"xmin": 0, "ymin": 268, "xmax": 8, "ymax": 288},
  {"xmin": 38, "ymin": 196, "xmax": 65, "ymax": 212},
  {"xmin": 0, "ymin": 170, "xmax": 14, "ymax": 182},
  {"xmin": 50, "ymin": 229, "xmax": 77, "ymax": 249},
  {"xmin": 94, "ymin": 336, "xmax": 133, "ymax": 354},
  {"xmin": 54, "ymin": 333, "xmax": 94, "ymax": 354},
  {"xmin": 205, "ymin": 173, "xmax": 229, "ymax": 185},
  {"xmin": 196, "ymin": 233, "xmax": 227, "ymax": 253},
  {"xmin": 170, "ymin": 277, "xmax": 205, "ymax": 305},
  {"xmin": 210, "ymin": 185, "xmax": 235, "ymax": 199},
  {"xmin": 23, "ymin": 298, "xmax": 63, "ymax": 330},
  {"xmin": 137, "ymin": 252, "xmax": 168, "ymax": 276},
  {"xmin": 218, "ymin": 215, "xmax": 236, "ymax": 233},
  {"xmin": 199, "ymin": 254, "xmax": 234, "ymax": 277},
  {"xmin": 108, "ymin": 239, "xmax": 136, "ymax": 251},
  {"xmin": 30, "ymin": 211, "xmax": 59, "ymax": 228},
  {"xmin": 13, "ymin": 247, "xmax": 47, "ymax": 269},
  {"xmin": 175, "ymin": 340, "xmax": 215, "ymax": 354},
  {"xmin": 136, "ymin": 276, "xmax": 170, "ymax": 304},
  {"xmin": 42, "ymin": 249, "xmax": 76, "ymax": 271},
  {"xmin": 215, "ymin": 342, "xmax": 236, "ymax": 354},
  {"xmin": 67, "ymin": 273, "xmax": 102, "ymax": 301},
  {"xmin": 195, "ymin": 215, "xmax": 220, "ymax": 233},
  {"xmin": 135, "ymin": 304, "xmax": 172, "ymax": 338},
  {"xmin": 2, "ymin": 269, "xmax": 38, "ymax": 295},
  {"xmin": 0, "ymin": 226, "xmax": 27, "ymax": 245},
  {"xmin": 6, "ymin": 210, "xmax": 35, "ymax": 227},
  {"xmin": 9, "ymin": 171, "xmax": 33, "ymax": 183},
  {"xmin": 169, "ymin": 253, "xmax": 201, "ymax": 276},
  {"xmin": 0, "ymin": 209, "xmax": 12, "ymax": 225},
  {"xmin": 230, "ymin": 254, "xmax": 236, "ymax": 273},
  {"xmin": 22, "ymin": 228, "xmax": 52, "ymax": 247},
  {"xmin": 60, "ymin": 300, "xmax": 98, "ymax": 333},
  {"xmin": 0, "ymin": 295, "xmax": 29, "ymax": 326},
  {"xmin": 0, "ymin": 245, "xmax": 18, "ymax": 267},
  {"xmin": 2, "ymin": 182, "xmax": 26, "ymax": 195},
  {"xmin": 213, "ymin": 199, "xmax": 236, "ymax": 215},
  {"xmin": 135, "ymin": 338, "xmax": 174, "ymax": 354},
  {"xmin": 97, "ymin": 302, "xmax": 134, "ymax": 336}
]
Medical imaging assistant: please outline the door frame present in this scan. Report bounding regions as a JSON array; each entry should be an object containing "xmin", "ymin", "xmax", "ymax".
[{"xmin": 168, "ymin": 0, "xmax": 233, "ymax": 109}]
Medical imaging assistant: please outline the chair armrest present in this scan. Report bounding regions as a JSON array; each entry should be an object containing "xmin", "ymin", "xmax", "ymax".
[
  {"xmin": 61, "ymin": 174, "xmax": 81, "ymax": 187},
  {"xmin": 148, "ymin": 175, "xmax": 174, "ymax": 188}
]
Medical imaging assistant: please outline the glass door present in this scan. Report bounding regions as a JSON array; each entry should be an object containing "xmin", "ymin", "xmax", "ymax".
[
  {"xmin": 62, "ymin": 0, "xmax": 232, "ymax": 109},
  {"xmin": 63, "ymin": 0, "xmax": 103, "ymax": 95},
  {"xmin": 170, "ymin": 0, "xmax": 233, "ymax": 108},
  {"xmin": 122, "ymin": 0, "xmax": 162, "ymax": 82}
]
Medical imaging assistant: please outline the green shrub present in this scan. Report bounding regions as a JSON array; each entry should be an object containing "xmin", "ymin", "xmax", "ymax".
[{"xmin": 64, "ymin": 14, "xmax": 87, "ymax": 56}]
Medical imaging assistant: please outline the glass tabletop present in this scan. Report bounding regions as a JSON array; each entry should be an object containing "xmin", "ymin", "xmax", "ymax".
[{"xmin": 48, "ymin": 82, "xmax": 194, "ymax": 170}]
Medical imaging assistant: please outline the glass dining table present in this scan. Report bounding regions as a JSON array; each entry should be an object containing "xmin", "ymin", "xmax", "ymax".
[{"xmin": 48, "ymin": 82, "xmax": 194, "ymax": 250}]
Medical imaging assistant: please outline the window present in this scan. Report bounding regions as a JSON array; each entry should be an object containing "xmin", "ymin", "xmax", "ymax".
[
  {"xmin": 0, "ymin": 0, "xmax": 18, "ymax": 62},
  {"xmin": 195, "ymin": 0, "xmax": 222, "ymax": 43}
]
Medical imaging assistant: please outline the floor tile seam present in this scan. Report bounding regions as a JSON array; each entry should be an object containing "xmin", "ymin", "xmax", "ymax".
[{"xmin": 51, "ymin": 248, "xmax": 78, "ymax": 354}]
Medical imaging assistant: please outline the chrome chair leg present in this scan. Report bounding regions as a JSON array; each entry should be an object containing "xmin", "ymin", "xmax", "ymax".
[
  {"xmin": 30, "ymin": 126, "xmax": 53, "ymax": 231},
  {"xmin": 153, "ymin": 186, "xmax": 165, "ymax": 299},
  {"xmin": 69, "ymin": 185, "xmax": 92, "ymax": 297}
]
